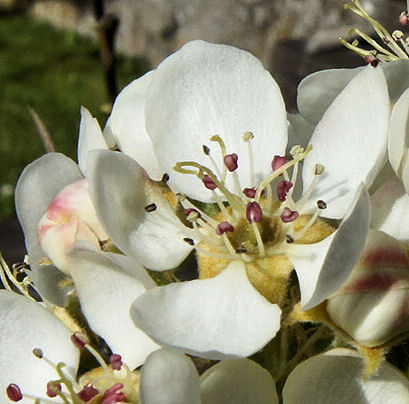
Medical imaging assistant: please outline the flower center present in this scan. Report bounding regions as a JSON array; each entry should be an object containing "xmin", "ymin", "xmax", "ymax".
[
  {"xmin": 6, "ymin": 333, "xmax": 139, "ymax": 403},
  {"xmin": 171, "ymin": 133, "xmax": 335, "ymax": 303}
]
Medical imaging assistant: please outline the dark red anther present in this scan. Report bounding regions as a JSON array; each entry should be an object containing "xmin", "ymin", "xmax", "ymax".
[
  {"xmin": 202, "ymin": 175, "xmax": 217, "ymax": 190},
  {"xmin": 77, "ymin": 384, "xmax": 99, "ymax": 402},
  {"xmin": 71, "ymin": 332, "xmax": 87, "ymax": 349},
  {"xmin": 6, "ymin": 384, "xmax": 23, "ymax": 402},
  {"xmin": 364, "ymin": 54, "xmax": 379, "ymax": 67},
  {"xmin": 216, "ymin": 221, "xmax": 235, "ymax": 235},
  {"xmin": 271, "ymin": 155, "xmax": 287, "ymax": 171},
  {"xmin": 281, "ymin": 207, "xmax": 299, "ymax": 223},
  {"xmin": 243, "ymin": 187, "xmax": 257, "ymax": 198},
  {"xmin": 101, "ymin": 383, "xmax": 125, "ymax": 404},
  {"xmin": 110, "ymin": 354, "xmax": 122, "ymax": 371},
  {"xmin": 246, "ymin": 201, "xmax": 263, "ymax": 223},
  {"xmin": 277, "ymin": 180, "xmax": 293, "ymax": 202},
  {"xmin": 47, "ymin": 382, "xmax": 62, "ymax": 398},
  {"xmin": 399, "ymin": 11, "xmax": 409, "ymax": 25},
  {"xmin": 184, "ymin": 208, "xmax": 200, "ymax": 218},
  {"xmin": 224, "ymin": 153, "xmax": 238, "ymax": 172}
]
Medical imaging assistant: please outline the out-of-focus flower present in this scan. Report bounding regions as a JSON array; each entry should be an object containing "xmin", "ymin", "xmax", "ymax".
[{"xmin": 85, "ymin": 40, "xmax": 389, "ymax": 359}]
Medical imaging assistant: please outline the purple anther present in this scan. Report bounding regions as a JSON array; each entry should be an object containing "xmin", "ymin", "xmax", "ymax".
[
  {"xmin": 364, "ymin": 54, "xmax": 379, "ymax": 67},
  {"xmin": 101, "ymin": 384, "xmax": 125, "ymax": 404},
  {"xmin": 47, "ymin": 382, "xmax": 62, "ymax": 398},
  {"xmin": 243, "ymin": 187, "xmax": 257, "ymax": 198},
  {"xmin": 216, "ymin": 221, "xmax": 235, "ymax": 235},
  {"xmin": 202, "ymin": 175, "xmax": 217, "ymax": 190},
  {"xmin": 224, "ymin": 153, "xmax": 238, "ymax": 172},
  {"xmin": 246, "ymin": 201, "xmax": 263, "ymax": 223},
  {"xmin": 281, "ymin": 207, "xmax": 299, "ymax": 223},
  {"xmin": 6, "ymin": 384, "xmax": 23, "ymax": 402},
  {"xmin": 271, "ymin": 155, "xmax": 287, "ymax": 171},
  {"xmin": 399, "ymin": 11, "xmax": 409, "ymax": 26},
  {"xmin": 184, "ymin": 208, "xmax": 200, "ymax": 218},
  {"xmin": 77, "ymin": 384, "xmax": 99, "ymax": 402},
  {"xmin": 110, "ymin": 354, "xmax": 122, "ymax": 371},
  {"xmin": 277, "ymin": 180, "xmax": 293, "ymax": 202},
  {"xmin": 71, "ymin": 332, "xmax": 87, "ymax": 349}
]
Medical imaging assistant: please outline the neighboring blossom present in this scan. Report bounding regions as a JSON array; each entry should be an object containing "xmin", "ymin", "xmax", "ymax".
[{"xmin": 84, "ymin": 40, "xmax": 389, "ymax": 359}]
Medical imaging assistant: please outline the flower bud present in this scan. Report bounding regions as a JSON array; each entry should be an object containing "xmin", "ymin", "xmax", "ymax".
[
  {"xmin": 327, "ymin": 229, "xmax": 409, "ymax": 347},
  {"xmin": 37, "ymin": 179, "xmax": 107, "ymax": 274}
]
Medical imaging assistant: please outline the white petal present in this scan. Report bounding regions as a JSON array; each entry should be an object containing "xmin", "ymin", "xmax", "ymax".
[
  {"xmin": 200, "ymin": 359, "xmax": 278, "ymax": 404},
  {"xmin": 104, "ymin": 72, "xmax": 163, "ymax": 180},
  {"xmin": 287, "ymin": 185, "xmax": 370, "ymax": 310},
  {"xmin": 302, "ymin": 65, "xmax": 389, "ymax": 219},
  {"xmin": 87, "ymin": 150, "xmax": 193, "ymax": 270},
  {"xmin": 297, "ymin": 66, "xmax": 363, "ymax": 124},
  {"xmin": 68, "ymin": 242, "xmax": 159, "ymax": 369},
  {"xmin": 287, "ymin": 113, "xmax": 314, "ymax": 152},
  {"xmin": 0, "ymin": 291, "xmax": 79, "ymax": 402},
  {"xmin": 383, "ymin": 59, "xmax": 409, "ymax": 103},
  {"xmin": 15, "ymin": 153, "xmax": 82, "ymax": 305},
  {"xmin": 140, "ymin": 349, "xmax": 201, "ymax": 404},
  {"xmin": 388, "ymin": 87, "xmax": 409, "ymax": 174},
  {"xmin": 145, "ymin": 40, "xmax": 287, "ymax": 201},
  {"xmin": 283, "ymin": 348, "xmax": 409, "ymax": 404},
  {"xmin": 371, "ymin": 178, "xmax": 409, "ymax": 242},
  {"xmin": 77, "ymin": 107, "xmax": 107, "ymax": 175},
  {"xmin": 131, "ymin": 260, "xmax": 281, "ymax": 360}
]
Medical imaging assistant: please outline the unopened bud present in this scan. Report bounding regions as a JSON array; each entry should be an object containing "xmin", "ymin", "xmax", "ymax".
[{"xmin": 327, "ymin": 230, "xmax": 409, "ymax": 347}]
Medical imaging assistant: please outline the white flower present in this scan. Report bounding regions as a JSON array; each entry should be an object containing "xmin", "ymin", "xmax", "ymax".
[
  {"xmin": 140, "ymin": 348, "xmax": 409, "ymax": 404},
  {"xmin": 84, "ymin": 40, "xmax": 389, "ymax": 359}
]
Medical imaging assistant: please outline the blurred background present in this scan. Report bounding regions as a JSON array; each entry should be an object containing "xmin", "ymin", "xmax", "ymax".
[{"xmin": 0, "ymin": 0, "xmax": 405, "ymax": 264}]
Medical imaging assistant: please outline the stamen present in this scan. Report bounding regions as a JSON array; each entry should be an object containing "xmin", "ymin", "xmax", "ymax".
[
  {"xmin": 271, "ymin": 155, "xmax": 287, "ymax": 171},
  {"xmin": 161, "ymin": 173, "xmax": 170, "ymax": 183},
  {"xmin": 210, "ymin": 135, "xmax": 228, "ymax": 182},
  {"xmin": 78, "ymin": 384, "xmax": 99, "ymax": 402},
  {"xmin": 235, "ymin": 247, "xmax": 248, "ymax": 254},
  {"xmin": 286, "ymin": 234, "xmax": 294, "ymax": 244},
  {"xmin": 246, "ymin": 201, "xmax": 263, "ymax": 223},
  {"xmin": 251, "ymin": 221, "xmax": 265, "ymax": 256},
  {"xmin": 364, "ymin": 54, "xmax": 380, "ymax": 66},
  {"xmin": 317, "ymin": 200, "xmax": 327, "ymax": 210},
  {"xmin": 71, "ymin": 332, "xmax": 87, "ymax": 349},
  {"xmin": 144, "ymin": 203, "xmax": 157, "ymax": 212},
  {"xmin": 101, "ymin": 383, "xmax": 125, "ymax": 404},
  {"xmin": 110, "ymin": 354, "xmax": 123, "ymax": 371},
  {"xmin": 243, "ymin": 131, "xmax": 255, "ymax": 186},
  {"xmin": 47, "ymin": 381, "xmax": 62, "ymax": 398},
  {"xmin": 281, "ymin": 207, "xmax": 299, "ymax": 223},
  {"xmin": 243, "ymin": 187, "xmax": 257, "ymax": 198},
  {"xmin": 6, "ymin": 384, "xmax": 22, "ymax": 402},
  {"xmin": 183, "ymin": 237, "xmax": 195, "ymax": 246},
  {"xmin": 202, "ymin": 145, "xmax": 210, "ymax": 155},
  {"xmin": 216, "ymin": 222, "xmax": 235, "ymax": 235},
  {"xmin": 224, "ymin": 153, "xmax": 238, "ymax": 172},
  {"xmin": 202, "ymin": 175, "xmax": 217, "ymax": 190},
  {"xmin": 33, "ymin": 348, "xmax": 44, "ymax": 358},
  {"xmin": 399, "ymin": 11, "xmax": 409, "ymax": 26},
  {"xmin": 184, "ymin": 208, "xmax": 200, "ymax": 221},
  {"xmin": 277, "ymin": 180, "xmax": 293, "ymax": 202}
]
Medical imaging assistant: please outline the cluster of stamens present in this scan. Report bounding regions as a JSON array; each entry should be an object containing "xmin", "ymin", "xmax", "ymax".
[
  {"xmin": 6, "ymin": 332, "xmax": 138, "ymax": 403},
  {"xmin": 342, "ymin": 0, "xmax": 409, "ymax": 63},
  {"xmin": 144, "ymin": 132, "xmax": 327, "ymax": 263}
]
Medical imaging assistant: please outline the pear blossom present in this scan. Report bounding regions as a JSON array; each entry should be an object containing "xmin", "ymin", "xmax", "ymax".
[
  {"xmin": 84, "ymin": 40, "xmax": 389, "ymax": 359},
  {"xmin": 140, "ymin": 348, "xmax": 409, "ymax": 404},
  {"xmin": 15, "ymin": 107, "xmax": 110, "ymax": 304},
  {"xmin": 327, "ymin": 229, "xmax": 409, "ymax": 347}
]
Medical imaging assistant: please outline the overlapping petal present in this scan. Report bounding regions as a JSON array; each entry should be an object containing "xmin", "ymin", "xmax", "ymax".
[
  {"xmin": 200, "ymin": 359, "xmax": 278, "ymax": 404},
  {"xmin": 0, "ymin": 291, "xmax": 79, "ymax": 402},
  {"xmin": 301, "ymin": 65, "xmax": 389, "ymax": 219},
  {"xmin": 131, "ymin": 261, "xmax": 281, "ymax": 360},
  {"xmin": 144, "ymin": 40, "xmax": 287, "ymax": 201},
  {"xmin": 283, "ymin": 348, "xmax": 409, "ymax": 403},
  {"xmin": 15, "ymin": 153, "xmax": 82, "ymax": 304},
  {"xmin": 87, "ymin": 150, "xmax": 193, "ymax": 270},
  {"xmin": 104, "ymin": 71, "xmax": 163, "ymax": 180},
  {"xmin": 287, "ymin": 185, "xmax": 370, "ymax": 310},
  {"xmin": 77, "ymin": 107, "xmax": 108, "ymax": 174},
  {"xmin": 67, "ymin": 242, "xmax": 159, "ymax": 369},
  {"xmin": 140, "ymin": 349, "xmax": 201, "ymax": 404},
  {"xmin": 371, "ymin": 178, "xmax": 409, "ymax": 242}
]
